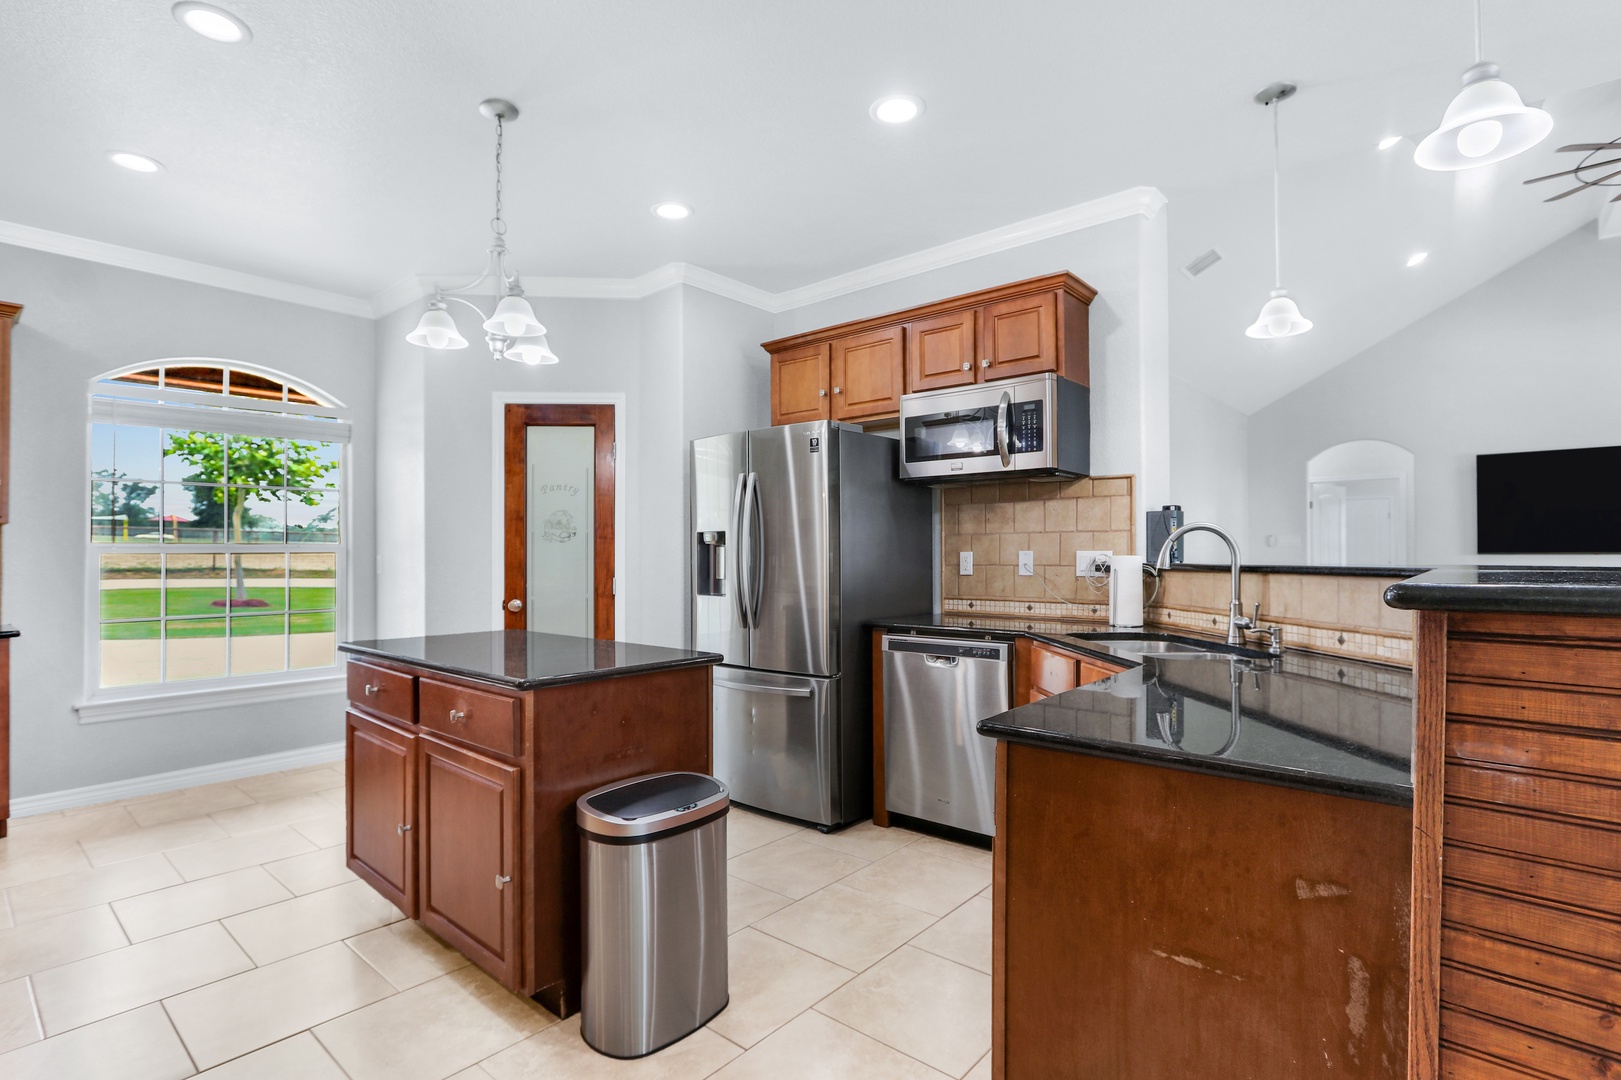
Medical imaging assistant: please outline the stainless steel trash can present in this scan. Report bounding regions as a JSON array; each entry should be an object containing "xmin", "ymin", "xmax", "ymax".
[{"xmin": 576, "ymin": 771, "xmax": 729, "ymax": 1058}]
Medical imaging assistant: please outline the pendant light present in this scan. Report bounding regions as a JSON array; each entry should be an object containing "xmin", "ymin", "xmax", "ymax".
[
  {"xmin": 406, "ymin": 99, "xmax": 558, "ymax": 365},
  {"xmin": 1246, "ymin": 83, "xmax": 1313, "ymax": 340},
  {"xmin": 1414, "ymin": 0, "xmax": 1552, "ymax": 171}
]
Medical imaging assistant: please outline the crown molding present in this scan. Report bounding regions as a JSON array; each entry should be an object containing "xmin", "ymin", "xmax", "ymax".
[
  {"xmin": 6, "ymin": 185, "xmax": 1167, "ymax": 322},
  {"xmin": 0, "ymin": 218, "xmax": 373, "ymax": 318}
]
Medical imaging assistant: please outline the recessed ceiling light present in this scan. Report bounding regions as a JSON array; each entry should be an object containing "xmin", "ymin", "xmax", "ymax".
[
  {"xmin": 172, "ymin": 2, "xmax": 252, "ymax": 43},
  {"xmin": 1406, "ymin": 251, "xmax": 1429, "ymax": 267},
  {"xmin": 1377, "ymin": 135, "xmax": 1403, "ymax": 150},
  {"xmin": 870, "ymin": 95, "xmax": 924, "ymax": 124},
  {"xmin": 652, "ymin": 202, "xmax": 691, "ymax": 220},
  {"xmin": 107, "ymin": 151, "xmax": 163, "ymax": 173}
]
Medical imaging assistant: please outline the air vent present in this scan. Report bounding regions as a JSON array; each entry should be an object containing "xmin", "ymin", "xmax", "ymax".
[{"xmin": 1181, "ymin": 248, "xmax": 1223, "ymax": 279}]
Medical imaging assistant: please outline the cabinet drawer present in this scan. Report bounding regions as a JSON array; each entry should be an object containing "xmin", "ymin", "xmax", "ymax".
[
  {"xmin": 1079, "ymin": 660, "xmax": 1122, "ymax": 686},
  {"xmin": 348, "ymin": 661, "xmax": 416, "ymax": 725},
  {"xmin": 419, "ymin": 677, "xmax": 521, "ymax": 759},
  {"xmin": 1030, "ymin": 645, "xmax": 1078, "ymax": 696}
]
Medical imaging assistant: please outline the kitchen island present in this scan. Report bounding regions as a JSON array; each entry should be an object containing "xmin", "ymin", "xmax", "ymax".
[
  {"xmin": 338, "ymin": 631, "xmax": 720, "ymax": 1017},
  {"xmin": 961, "ymin": 628, "xmax": 1414, "ymax": 1079}
]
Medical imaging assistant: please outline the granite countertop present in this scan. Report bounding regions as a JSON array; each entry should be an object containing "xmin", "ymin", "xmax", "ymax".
[
  {"xmin": 1168, "ymin": 563, "xmax": 1429, "ymax": 579},
  {"xmin": 871, "ymin": 614, "xmax": 1414, "ymax": 805},
  {"xmin": 1385, "ymin": 566, "xmax": 1621, "ymax": 616},
  {"xmin": 340, "ymin": 631, "xmax": 722, "ymax": 691}
]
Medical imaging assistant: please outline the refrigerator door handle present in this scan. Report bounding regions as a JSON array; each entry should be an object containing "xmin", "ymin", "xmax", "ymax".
[
  {"xmin": 731, "ymin": 472, "xmax": 752, "ymax": 630},
  {"xmin": 713, "ymin": 676, "xmax": 814, "ymax": 697},
  {"xmin": 747, "ymin": 472, "xmax": 765, "ymax": 629}
]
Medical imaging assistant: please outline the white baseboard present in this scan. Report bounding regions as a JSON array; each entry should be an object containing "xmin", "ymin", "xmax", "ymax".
[{"xmin": 10, "ymin": 741, "xmax": 345, "ymax": 818}]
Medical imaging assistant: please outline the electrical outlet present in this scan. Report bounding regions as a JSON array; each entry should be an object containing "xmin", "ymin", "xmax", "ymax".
[
  {"xmin": 959, "ymin": 551, "xmax": 973, "ymax": 576},
  {"xmin": 1018, "ymin": 550, "xmax": 1034, "ymax": 576},
  {"xmin": 1076, "ymin": 550, "xmax": 1113, "ymax": 577}
]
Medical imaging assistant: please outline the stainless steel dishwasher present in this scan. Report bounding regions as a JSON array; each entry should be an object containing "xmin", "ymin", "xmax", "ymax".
[{"xmin": 882, "ymin": 634, "xmax": 1011, "ymax": 837}]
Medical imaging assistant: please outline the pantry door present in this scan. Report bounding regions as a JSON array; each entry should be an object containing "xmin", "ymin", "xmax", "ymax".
[{"xmin": 502, "ymin": 404, "xmax": 615, "ymax": 638}]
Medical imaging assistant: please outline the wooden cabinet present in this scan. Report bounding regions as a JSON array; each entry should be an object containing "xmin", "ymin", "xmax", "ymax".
[
  {"xmin": 346, "ymin": 709, "xmax": 417, "ymax": 916},
  {"xmin": 906, "ymin": 308, "xmax": 978, "ymax": 392},
  {"xmin": 764, "ymin": 272, "xmax": 1096, "ymax": 427},
  {"xmin": 829, "ymin": 326, "xmax": 904, "ymax": 421},
  {"xmin": 770, "ymin": 342, "xmax": 830, "ymax": 425},
  {"xmin": 1014, "ymin": 638, "xmax": 1125, "ymax": 706},
  {"xmin": 419, "ymin": 734, "xmax": 521, "ymax": 989}
]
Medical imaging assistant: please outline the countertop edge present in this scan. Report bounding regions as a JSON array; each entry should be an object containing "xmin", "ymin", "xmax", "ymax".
[
  {"xmin": 337, "ymin": 642, "xmax": 722, "ymax": 691},
  {"xmin": 1384, "ymin": 569, "xmax": 1621, "ymax": 616}
]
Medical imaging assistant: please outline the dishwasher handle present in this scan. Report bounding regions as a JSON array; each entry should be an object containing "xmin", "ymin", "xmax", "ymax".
[{"xmin": 923, "ymin": 655, "xmax": 960, "ymax": 668}]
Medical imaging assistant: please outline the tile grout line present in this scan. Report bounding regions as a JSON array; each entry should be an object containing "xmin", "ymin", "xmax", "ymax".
[
  {"xmin": 815, "ymin": 1008, "xmax": 961, "ymax": 1080},
  {"xmin": 155, "ymin": 999, "xmax": 202, "ymax": 1077}
]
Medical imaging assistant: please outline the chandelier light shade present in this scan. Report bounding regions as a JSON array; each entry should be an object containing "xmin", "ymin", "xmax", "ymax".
[
  {"xmin": 405, "ymin": 302, "xmax": 469, "ymax": 349},
  {"xmin": 1246, "ymin": 82, "xmax": 1313, "ymax": 341},
  {"xmin": 1415, "ymin": 1, "xmax": 1551, "ymax": 171},
  {"xmin": 406, "ymin": 98, "xmax": 558, "ymax": 366}
]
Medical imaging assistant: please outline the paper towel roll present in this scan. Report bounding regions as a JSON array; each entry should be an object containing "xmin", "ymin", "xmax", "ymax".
[{"xmin": 1110, "ymin": 555, "xmax": 1144, "ymax": 628}]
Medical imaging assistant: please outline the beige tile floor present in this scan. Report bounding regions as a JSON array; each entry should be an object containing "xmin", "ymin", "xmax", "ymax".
[{"xmin": 0, "ymin": 764, "xmax": 994, "ymax": 1079}]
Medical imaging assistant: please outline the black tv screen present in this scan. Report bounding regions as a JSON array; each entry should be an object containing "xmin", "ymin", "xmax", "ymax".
[{"xmin": 1477, "ymin": 445, "xmax": 1621, "ymax": 554}]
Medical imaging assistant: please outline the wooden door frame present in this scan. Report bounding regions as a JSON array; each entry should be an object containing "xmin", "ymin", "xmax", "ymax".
[{"xmin": 491, "ymin": 393, "xmax": 625, "ymax": 638}]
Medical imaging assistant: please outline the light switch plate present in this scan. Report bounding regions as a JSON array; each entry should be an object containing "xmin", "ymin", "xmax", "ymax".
[
  {"xmin": 1018, "ymin": 550, "xmax": 1035, "ymax": 576},
  {"xmin": 1076, "ymin": 550, "xmax": 1113, "ymax": 577},
  {"xmin": 959, "ymin": 551, "xmax": 973, "ymax": 576}
]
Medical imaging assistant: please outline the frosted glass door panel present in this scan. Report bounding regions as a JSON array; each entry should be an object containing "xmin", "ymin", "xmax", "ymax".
[{"xmin": 526, "ymin": 426, "xmax": 594, "ymax": 637}]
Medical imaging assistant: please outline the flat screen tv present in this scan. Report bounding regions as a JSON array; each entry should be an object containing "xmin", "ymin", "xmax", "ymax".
[{"xmin": 1477, "ymin": 445, "xmax": 1621, "ymax": 554}]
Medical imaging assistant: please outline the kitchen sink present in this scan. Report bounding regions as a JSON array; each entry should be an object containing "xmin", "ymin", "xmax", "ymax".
[{"xmin": 1067, "ymin": 632, "xmax": 1272, "ymax": 661}]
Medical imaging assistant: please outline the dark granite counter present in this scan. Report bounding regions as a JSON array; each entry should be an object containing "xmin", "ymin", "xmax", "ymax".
[
  {"xmin": 340, "ymin": 631, "xmax": 722, "ymax": 691},
  {"xmin": 1385, "ymin": 566, "xmax": 1621, "ymax": 616},
  {"xmin": 871, "ymin": 614, "xmax": 1413, "ymax": 805},
  {"xmin": 1169, "ymin": 563, "xmax": 1428, "ymax": 578}
]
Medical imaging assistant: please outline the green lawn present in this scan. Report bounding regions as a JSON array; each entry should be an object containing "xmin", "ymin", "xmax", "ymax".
[
  {"xmin": 101, "ymin": 611, "xmax": 336, "ymax": 640},
  {"xmin": 100, "ymin": 586, "xmax": 334, "ymax": 620}
]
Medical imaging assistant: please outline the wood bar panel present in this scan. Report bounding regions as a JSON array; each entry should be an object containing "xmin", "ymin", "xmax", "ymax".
[
  {"xmin": 1446, "ymin": 721, "xmax": 1621, "ymax": 783},
  {"xmin": 1440, "ymin": 1005, "xmax": 1618, "ymax": 1080},
  {"xmin": 1443, "ymin": 928, "xmax": 1621, "ymax": 1012},
  {"xmin": 1447, "ymin": 639, "xmax": 1621, "ymax": 692},
  {"xmin": 1442, "ymin": 965, "xmax": 1621, "ymax": 1057},
  {"xmin": 1446, "ymin": 762, "xmax": 1621, "ymax": 826},
  {"xmin": 1444, "ymin": 804, "xmax": 1621, "ymax": 873},
  {"xmin": 1445, "ymin": 847, "xmax": 1621, "ymax": 916},
  {"xmin": 1443, "ymin": 885, "xmax": 1621, "ymax": 967},
  {"xmin": 1446, "ymin": 681, "xmax": 1621, "ymax": 735}
]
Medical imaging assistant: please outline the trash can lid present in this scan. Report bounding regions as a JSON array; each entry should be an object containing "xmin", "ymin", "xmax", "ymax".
[{"xmin": 576, "ymin": 772, "xmax": 729, "ymax": 839}]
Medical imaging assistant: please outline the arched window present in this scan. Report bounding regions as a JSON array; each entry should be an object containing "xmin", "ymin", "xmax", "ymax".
[{"xmin": 87, "ymin": 361, "xmax": 349, "ymax": 699}]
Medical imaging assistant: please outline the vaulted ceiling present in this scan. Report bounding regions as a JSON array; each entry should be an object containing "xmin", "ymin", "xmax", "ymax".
[{"xmin": 3, "ymin": 0, "xmax": 1619, "ymax": 411}]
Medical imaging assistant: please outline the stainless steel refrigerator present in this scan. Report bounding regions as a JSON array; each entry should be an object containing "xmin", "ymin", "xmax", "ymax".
[{"xmin": 692, "ymin": 421, "xmax": 933, "ymax": 829}]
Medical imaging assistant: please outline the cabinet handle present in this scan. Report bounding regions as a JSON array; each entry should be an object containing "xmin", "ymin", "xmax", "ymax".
[
  {"xmin": 363, "ymin": 683, "xmax": 379, "ymax": 696},
  {"xmin": 981, "ymin": 358, "xmax": 991, "ymax": 368},
  {"xmin": 818, "ymin": 389, "xmax": 827, "ymax": 397},
  {"xmin": 448, "ymin": 709, "xmax": 466, "ymax": 724},
  {"xmin": 961, "ymin": 361, "xmax": 971, "ymax": 371},
  {"xmin": 397, "ymin": 823, "xmax": 411, "ymax": 835},
  {"xmin": 495, "ymin": 874, "xmax": 511, "ymax": 890}
]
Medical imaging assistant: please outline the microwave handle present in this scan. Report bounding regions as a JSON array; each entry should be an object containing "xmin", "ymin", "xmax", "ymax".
[{"xmin": 995, "ymin": 390, "xmax": 1012, "ymax": 468}]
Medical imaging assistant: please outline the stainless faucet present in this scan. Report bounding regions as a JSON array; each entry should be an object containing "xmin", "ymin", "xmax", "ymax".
[{"xmin": 1153, "ymin": 522, "xmax": 1279, "ymax": 652}]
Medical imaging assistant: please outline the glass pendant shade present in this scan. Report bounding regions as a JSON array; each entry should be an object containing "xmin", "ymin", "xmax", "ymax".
[
  {"xmin": 505, "ymin": 335, "xmax": 559, "ymax": 366},
  {"xmin": 1245, "ymin": 290, "xmax": 1313, "ymax": 339},
  {"xmin": 483, "ymin": 294, "xmax": 546, "ymax": 338},
  {"xmin": 405, "ymin": 305, "xmax": 469, "ymax": 350},
  {"xmin": 1414, "ymin": 62, "xmax": 1552, "ymax": 171}
]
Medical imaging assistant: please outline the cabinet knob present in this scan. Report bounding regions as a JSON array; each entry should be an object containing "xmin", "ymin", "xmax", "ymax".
[
  {"xmin": 961, "ymin": 361, "xmax": 971, "ymax": 371},
  {"xmin": 980, "ymin": 358, "xmax": 991, "ymax": 368},
  {"xmin": 506, "ymin": 598, "xmax": 523, "ymax": 612},
  {"xmin": 833, "ymin": 386, "xmax": 842, "ymax": 394},
  {"xmin": 818, "ymin": 389, "xmax": 827, "ymax": 397},
  {"xmin": 495, "ymin": 874, "xmax": 512, "ymax": 890},
  {"xmin": 363, "ymin": 683, "xmax": 379, "ymax": 696},
  {"xmin": 397, "ymin": 823, "xmax": 412, "ymax": 835},
  {"xmin": 448, "ymin": 709, "xmax": 466, "ymax": 724}
]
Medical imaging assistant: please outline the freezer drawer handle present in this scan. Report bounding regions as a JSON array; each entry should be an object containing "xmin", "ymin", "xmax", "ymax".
[{"xmin": 713, "ymin": 677, "xmax": 814, "ymax": 698}]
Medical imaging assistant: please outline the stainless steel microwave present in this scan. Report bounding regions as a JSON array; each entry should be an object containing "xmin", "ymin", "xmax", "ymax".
[{"xmin": 898, "ymin": 373, "xmax": 1090, "ymax": 482}]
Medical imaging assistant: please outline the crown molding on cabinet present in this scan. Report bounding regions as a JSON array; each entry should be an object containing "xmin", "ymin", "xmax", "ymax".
[
  {"xmin": 0, "ymin": 217, "xmax": 375, "ymax": 318},
  {"xmin": 1, "ymin": 185, "xmax": 1166, "ymax": 321}
]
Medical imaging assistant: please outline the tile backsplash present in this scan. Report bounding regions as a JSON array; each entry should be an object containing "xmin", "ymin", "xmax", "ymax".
[{"xmin": 941, "ymin": 475, "xmax": 1135, "ymax": 606}]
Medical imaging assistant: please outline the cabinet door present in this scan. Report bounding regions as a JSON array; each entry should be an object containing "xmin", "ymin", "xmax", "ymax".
[
  {"xmin": 979, "ymin": 290, "xmax": 1059, "ymax": 381},
  {"xmin": 771, "ymin": 342, "xmax": 831, "ymax": 425},
  {"xmin": 418, "ymin": 734, "xmax": 521, "ymax": 988},
  {"xmin": 1030, "ymin": 643, "xmax": 1078, "ymax": 697},
  {"xmin": 829, "ymin": 326, "xmax": 905, "ymax": 421},
  {"xmin": 346, "ymin": 709, "xmax": 417, "ymax": 917},
  {"xmin": 906, "ymin": 309, "xmax": 978, "ymax": 392}
]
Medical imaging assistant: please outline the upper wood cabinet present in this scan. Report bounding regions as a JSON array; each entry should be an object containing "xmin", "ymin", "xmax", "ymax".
[
  {"xmin": 830, "ymin": 326, "xmax": 904, "ymax": 421},
  {"xmin": 770, "ymin": 342, "xmax": 830, "ymax": 425},
  {"xmin": 763, "ymin": 272, "xmax": 1095, "ymax": 426}
]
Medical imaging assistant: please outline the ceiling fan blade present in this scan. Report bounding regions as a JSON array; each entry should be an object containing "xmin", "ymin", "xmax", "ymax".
[
  {"xmin": 1525, "ymin": 157, "xmax": 1621, "ymax": 184},
  {"xmin": 1543, "ymin": 168, "xmax": 1621, "ymax": 201},
  {"xmin": 1557, "ymin": 142, "xmax": 1621, "ymax": 152}
]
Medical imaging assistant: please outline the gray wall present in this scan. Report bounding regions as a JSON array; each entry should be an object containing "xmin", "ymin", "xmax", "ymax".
[
  {"xmin": 1246, "ymin": 224, "xmax": 1621, "ymax": 566},
  {"xmin": 0, "ymin": 244, "xmax": 377, "ymax": 798}
]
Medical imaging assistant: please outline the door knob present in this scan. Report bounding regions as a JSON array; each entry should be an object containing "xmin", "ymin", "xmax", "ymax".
[{"xmin": 506, "ymin": 599, "xmax": 523, "ymax": 612}]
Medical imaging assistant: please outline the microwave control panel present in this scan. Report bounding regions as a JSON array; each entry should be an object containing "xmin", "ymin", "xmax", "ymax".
[{"xmin": 1010, "ymin": 400, "xmax": 1045, "ymax": 454}]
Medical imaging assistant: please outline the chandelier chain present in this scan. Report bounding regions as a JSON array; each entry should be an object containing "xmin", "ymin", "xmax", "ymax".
[{"xmin": 491, "ymin": 114, "xmax": 506, "ymax": 238}]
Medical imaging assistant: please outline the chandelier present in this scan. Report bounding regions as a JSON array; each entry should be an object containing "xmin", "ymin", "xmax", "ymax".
[{"xmin": 406, "ymin": 99, "xmax": 559, "ymax": 365}]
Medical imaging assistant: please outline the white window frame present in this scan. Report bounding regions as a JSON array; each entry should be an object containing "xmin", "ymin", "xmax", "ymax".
[{"xmin": 77, "ymin": 359, "xmax": 352, "ymax": 724}]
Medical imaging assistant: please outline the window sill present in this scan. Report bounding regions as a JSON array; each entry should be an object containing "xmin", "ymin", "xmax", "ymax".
[{"xmin": 76, "ymin": 671, "xmax": 346, "ymax": 724}]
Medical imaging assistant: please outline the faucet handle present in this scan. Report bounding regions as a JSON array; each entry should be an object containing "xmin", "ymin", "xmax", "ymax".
[{"xmin": 1251, "ymin": 602, "xmax": 1261, "ymax": 627}]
